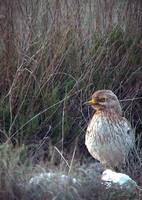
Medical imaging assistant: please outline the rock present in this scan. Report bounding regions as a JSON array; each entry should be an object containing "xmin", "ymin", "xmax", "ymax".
[
  {"xmin": 26, "ymin": 171, "xmax": 80, "ymax": 200},
  {"xmin": 29, "ymin": 172, "xmax": 78, "ymax": 186},
  {"xmin": 101, "ymin": 169, "xmax": 137, "ymax": 188}
]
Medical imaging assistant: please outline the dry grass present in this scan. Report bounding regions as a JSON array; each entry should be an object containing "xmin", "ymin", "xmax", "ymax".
[
  {"xmin": 0, "ymin": 144, "xmax": 140, "ymax": 200},
  {"xmin": 0, "ymin": 0, "xmax": 141, "ymax": 147},
  {"xmin": 0, "ymin": 0, "xmax": 142, "ymax": 199}
]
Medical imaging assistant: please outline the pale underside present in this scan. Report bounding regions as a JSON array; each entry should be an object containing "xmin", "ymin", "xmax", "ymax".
[{"xmin": 85, "ymin": 114, "xmax": 134, "ymax": 168}]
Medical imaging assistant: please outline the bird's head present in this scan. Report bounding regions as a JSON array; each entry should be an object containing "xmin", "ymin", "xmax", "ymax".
[{"xmin": 87, "ymin": 90, "xmax": 122, "ymax": 115}]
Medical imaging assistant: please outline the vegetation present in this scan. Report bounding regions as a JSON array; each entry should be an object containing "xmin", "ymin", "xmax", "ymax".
[{"xmin": 0, "ymin": 0, "xmax": 142, "ymax": 199}]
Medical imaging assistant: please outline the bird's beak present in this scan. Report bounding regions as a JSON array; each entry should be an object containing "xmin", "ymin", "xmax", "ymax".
[{"xmin": 85, "ymin": 98, "xmax": 97, "ymax": 105}]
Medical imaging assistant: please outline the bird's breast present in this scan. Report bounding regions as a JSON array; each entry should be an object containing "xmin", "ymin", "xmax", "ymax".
[
  {"xmin": 86, "ymin": 114, "xmax": 113, "ymax": 145},
  {"xmin": 85, "ymin": 113, "xmax": 134, "ymax": 161}
]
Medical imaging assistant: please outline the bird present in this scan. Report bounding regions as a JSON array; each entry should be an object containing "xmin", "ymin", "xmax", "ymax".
[{"xmin": 85, "ymin": 90, "xmax": 135, "ymax": 169}]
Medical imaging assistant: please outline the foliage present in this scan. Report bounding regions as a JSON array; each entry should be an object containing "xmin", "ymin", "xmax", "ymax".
[{"xmin": 0, "ymin": 144, "xmax": 140, "ymax": 200}]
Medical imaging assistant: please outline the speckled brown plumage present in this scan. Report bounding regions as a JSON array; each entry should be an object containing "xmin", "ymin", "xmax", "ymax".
[{"xmin": 85, "ymin": 90, "xmax": 134, "ymax": 168}]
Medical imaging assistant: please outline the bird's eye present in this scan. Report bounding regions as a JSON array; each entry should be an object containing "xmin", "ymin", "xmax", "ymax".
[{"xmin": 99, "ymin": 98, "xmax": 106, "ymax": 102}]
